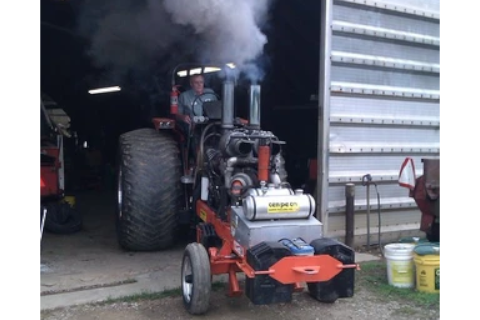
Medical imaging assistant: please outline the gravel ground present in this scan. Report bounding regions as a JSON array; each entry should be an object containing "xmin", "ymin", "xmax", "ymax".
[
  {"xmin": 40, "ymin": 278, "xmax": 440, "ymax": 320},
  {"xmin": 39, "ymin": 191, "xmax": 440, "ymax": 320}
]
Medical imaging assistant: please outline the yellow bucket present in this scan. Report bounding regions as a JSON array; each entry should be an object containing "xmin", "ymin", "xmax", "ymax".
[
  {"xmin": 64, "ymin": 195, "xmax": 76, "ymax": 207},
  {"xmin": 413, "ymin": 243, "xmax": 440, "ymax": 293}
]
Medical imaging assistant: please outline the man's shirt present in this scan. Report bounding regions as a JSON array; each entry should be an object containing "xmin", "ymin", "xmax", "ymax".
[{"xmin": 178, "ymin": 88, "xmax": 217, "ymax": 116}]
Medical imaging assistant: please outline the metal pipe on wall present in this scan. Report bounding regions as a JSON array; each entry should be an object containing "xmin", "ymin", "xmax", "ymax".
[
  {"xmin": 317, "ymin": 0, "xmax": 333, "ymax": 232},
  {"xmin": 345, "ymin": 183, "xmax": 355, "ymax": 248}
]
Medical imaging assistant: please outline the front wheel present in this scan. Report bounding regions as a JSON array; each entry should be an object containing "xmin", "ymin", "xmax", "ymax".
[{"xmin": 181, "ymin": 242, "xmax": 211, "ymax": 315}]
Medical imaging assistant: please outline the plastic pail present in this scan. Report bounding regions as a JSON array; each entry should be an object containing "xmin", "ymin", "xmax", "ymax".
[
  {"xmin": 384, "ymin": 243, "xmax": 415, "ymax": 288},
  {"xmin": 413, "ymin": 243, "xmax": 440, "ymax": 293}
]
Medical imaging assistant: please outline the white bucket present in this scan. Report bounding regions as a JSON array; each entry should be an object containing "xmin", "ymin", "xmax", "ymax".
[{"xmin": 384, "ymin": 243, "xmax": 415, "ymax": 288}]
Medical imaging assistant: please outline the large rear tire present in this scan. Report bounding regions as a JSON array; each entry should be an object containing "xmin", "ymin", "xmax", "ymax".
[{"xmin": 116, "ymin": 128, "xmax": 181, "ymax": 251}]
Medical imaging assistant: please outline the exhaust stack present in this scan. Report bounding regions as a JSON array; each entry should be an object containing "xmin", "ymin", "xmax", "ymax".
[
  {"xmin": 222, "ymin": 80, "xmax": 235, "ymax": 129},
  {"xmin": 249, "ymin": 84, "xmax": 261, "ymax": 130}
]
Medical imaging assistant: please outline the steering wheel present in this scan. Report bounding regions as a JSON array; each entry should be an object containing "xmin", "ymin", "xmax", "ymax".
[{"xmin": 191, "ymin": 92, "xmax": 220, "ymax": 116}]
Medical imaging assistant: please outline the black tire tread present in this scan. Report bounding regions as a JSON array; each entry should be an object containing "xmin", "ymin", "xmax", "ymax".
[
  {"xmin": 182, "ymin": 242, "xmax": 211, "ymax": 315},
  {"xmin": 116, "ymin": 128, "xmax": 181, "ymax": 251},
  {"xmin": 43, "ymin": 202, "xmax": 82, "ymax": 234}
]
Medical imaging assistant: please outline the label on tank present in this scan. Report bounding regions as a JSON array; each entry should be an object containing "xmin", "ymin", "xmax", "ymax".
[{"xmin": 267, "ymin": 202, "xmax": 299, "ymax": 213}]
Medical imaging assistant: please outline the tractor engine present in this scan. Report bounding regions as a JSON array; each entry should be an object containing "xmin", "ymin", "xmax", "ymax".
[
  {"xmin": 178, "ymin": 75, "xmax": 355, "ymax": 315},
  {"xmin": 198, "ymin": 80, "xmax": 315, "ymax": 221}
]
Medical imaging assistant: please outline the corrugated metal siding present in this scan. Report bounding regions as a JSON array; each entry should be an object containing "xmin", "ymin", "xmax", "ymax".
[{"xmin": 319, "ymin": 0, "xmax": 440, "ymax": 245}]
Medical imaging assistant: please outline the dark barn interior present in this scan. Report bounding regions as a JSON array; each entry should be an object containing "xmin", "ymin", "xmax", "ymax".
[{"xmin": 41, "ymin": 0, "xmax": 321, "ymax": 194}]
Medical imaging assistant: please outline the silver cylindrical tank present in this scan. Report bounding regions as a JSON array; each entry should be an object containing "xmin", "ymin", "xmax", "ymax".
[
  {"xmin": 243, "ymin": 192, "xmax": 315, "ymax": 221},
  {"xmin": 245, "ymin": 185, "xmax": 294, "ymax": 197}
]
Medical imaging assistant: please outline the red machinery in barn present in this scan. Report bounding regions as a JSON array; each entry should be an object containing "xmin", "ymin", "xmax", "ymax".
[
  {"xmin": 41, "ymin": 144, "xmax": 62, "ymax": 199},
  {"xmin": 41, "ymin": 94, "xmax": 82, "ymax": 234},
  {"xmin": 40, "ymin": 132, "xmax": 61, "ymax": 239},
  {"xmin": 399, "ymin": 157, "xmax": 440, "ymax": 242}
]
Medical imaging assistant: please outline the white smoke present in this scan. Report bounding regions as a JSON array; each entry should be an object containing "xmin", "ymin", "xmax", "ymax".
[
  {"xmin": 78, "ymin": 0, "xmax": 273, "ymax": 85},
  {"xmin": 163, "ymin": 0, "xmax": 272, "ymax": 82},
  {"xmin": 78, "ymin": 0, "xmax": 187, "ymax": 79}
]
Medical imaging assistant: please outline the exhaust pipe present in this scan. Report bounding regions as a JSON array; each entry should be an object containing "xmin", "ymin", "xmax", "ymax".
[
  {"xmin": 222, "ymin": 80, "xmax": 235, "ymax": 130},
  {"xmin": 249, "ymin": 84, "xmax": 261, "ymax": 130}
]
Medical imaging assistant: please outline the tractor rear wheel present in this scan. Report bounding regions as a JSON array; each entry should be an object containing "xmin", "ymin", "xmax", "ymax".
[{"xmin": 116, "ymin": 128, "xmax": 181, "ymax": 251}]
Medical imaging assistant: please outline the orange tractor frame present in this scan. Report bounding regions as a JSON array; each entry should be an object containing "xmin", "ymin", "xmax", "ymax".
[{"xmin": 194, "ymin": 200, "xmax": 358, "ymax": 298}]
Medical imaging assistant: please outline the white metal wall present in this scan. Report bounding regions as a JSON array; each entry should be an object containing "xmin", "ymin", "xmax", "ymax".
[{"xmin": 317, "ymin": 0, "xmax": 440, "ymax": 245}]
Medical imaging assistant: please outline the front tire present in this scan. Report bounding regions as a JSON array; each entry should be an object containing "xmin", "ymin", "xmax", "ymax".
[
  {"xmin": 116, "ymin": 128, "xmax": 181, "ymax": 251},
  {"xmin": 181, "ymin": 243, "xmax": 211, "ymax": 315}
]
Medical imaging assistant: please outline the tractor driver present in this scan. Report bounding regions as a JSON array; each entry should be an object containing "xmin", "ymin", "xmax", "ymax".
[
  {"xmin": 177, "ymin": 74, "xmax": 218, "ymax": 124},
  {"xmin": 175, "ymin": 74, "xmax": 218, "ymax": 162}
]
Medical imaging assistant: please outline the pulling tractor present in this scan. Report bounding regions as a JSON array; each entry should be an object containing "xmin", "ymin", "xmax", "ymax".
[{"xmin": 115, "ymin": 64, "xmax": 358, "ymax": 314}]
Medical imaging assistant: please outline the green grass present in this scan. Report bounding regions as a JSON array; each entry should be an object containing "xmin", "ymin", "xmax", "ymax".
[{"xmin": 357, "ymin": 260, "xmax": 440, "ymax": 309}]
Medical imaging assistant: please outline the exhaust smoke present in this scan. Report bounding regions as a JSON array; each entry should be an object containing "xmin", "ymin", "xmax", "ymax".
[{"xmin": 78, "ymin": 0, "xmax": 274, "ymax": 86}]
